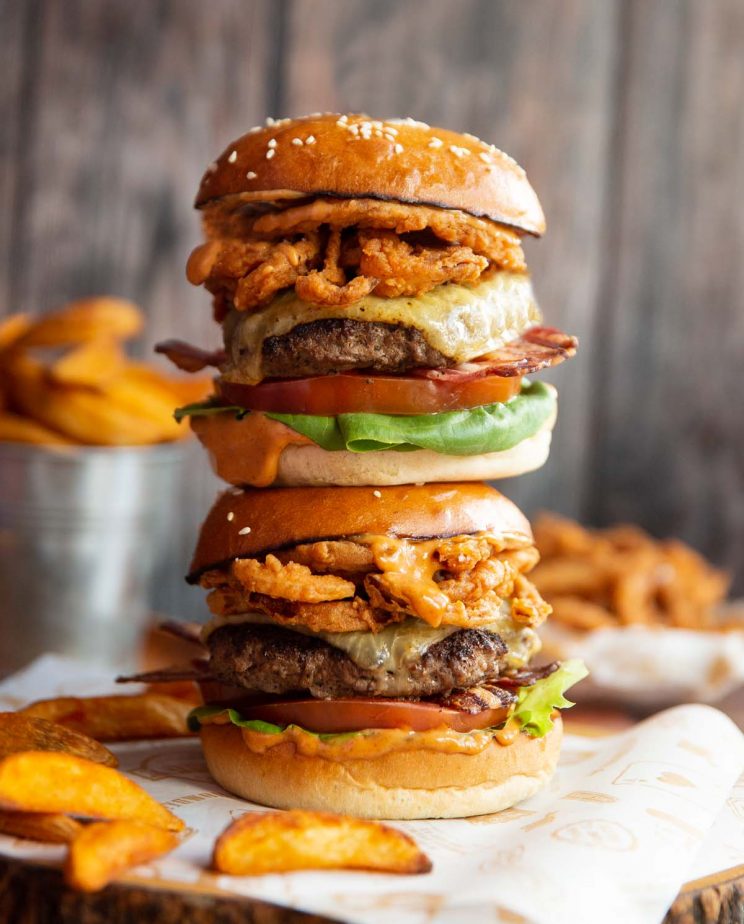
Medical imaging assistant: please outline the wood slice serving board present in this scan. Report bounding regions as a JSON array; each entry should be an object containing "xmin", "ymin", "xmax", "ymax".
[{"xmin": 0, "ymin": 853, "xmax": 742, "ymax": 924}]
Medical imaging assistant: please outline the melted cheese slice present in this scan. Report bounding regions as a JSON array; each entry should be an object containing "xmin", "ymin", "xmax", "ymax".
[{"xmin": 224, "ymin": 272, "xmax": 540, "ymax": 384}]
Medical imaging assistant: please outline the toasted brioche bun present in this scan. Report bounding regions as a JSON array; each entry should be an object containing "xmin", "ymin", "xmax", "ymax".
[
  {"xmin": 196, "ymin": 114, "xmax": 545, "ymax": 235},
  {"xmin": 188, "ymin": 482, "xmax": 532, "ymax": 580},
  {"xmin": 275, "ymin": 425, "xmax": 553, "ymax": 486},
  {"xmin": 192, "ymin": 407, "xmax": 555, "ymax": 489},
  {"xmin": 200, "ymin": 718, "xmax": 562, "ymax": 819}
]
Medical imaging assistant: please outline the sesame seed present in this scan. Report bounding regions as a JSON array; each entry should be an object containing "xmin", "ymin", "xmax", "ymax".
[
  {"xmin": 227, "ymin": 511, "xmax": 235, "ymax": 521},
  {"xmin": 394, "ymin": 143, "xmax": 404, "ymax": 154},
  {"xmin": 305, "ymin": 135, "xmax": 316, "ymax": 145},
  {"xmin": 337, "ymin": 114, "xmax": 349, "ymax": 124},
  {"xmin": 291, "ymin": 137, "xmax": 303, "ymax": 146},
  {"xmin": 268, "ymin": 138, "xmax": 277, "ymax": 148},
  {"xmin": 449, "ymin": 144, "xmax": 470, "ymax": 158},
  {"xmin": 389, "ymin": 117, "xmax": 429, "ymax": 129},
  {"xmin": 238, "ymin": 526, "xmax": 252, "ymax": 535},
  {"xmin": 479, "ymin": 152, "xmax": 491, "ymax": 163},
  {"xmin": 227, "ymin": 150, "xmax": 237, "ymax": 163},
  {"xmin": 205, "ymin": 161, "xmax": 218, "ymax": 173},
  {"xmin": 373, "ymin": 490, "xmax": 382, "ymax": 498},
  {"xmin": 463, "ymin": 132, "xmax": 480, "ymax": 143},
  {"xmin": 247, "ymin": 126, "xmax": 261, "ymax": 135},
  {"xmin": 265, "ymin": 116, "xmax": 277, "ymax": 126},
  {"xmin": 266, "ymin": 149, "xmax": 276, "ymax": 160},
  {"xmin": 428, "ymin": 137, "xmax": 444, "ymax": 149},
  {"xmin": 246, "ymin": 170, "xmax": 257, "ymax": 179}
]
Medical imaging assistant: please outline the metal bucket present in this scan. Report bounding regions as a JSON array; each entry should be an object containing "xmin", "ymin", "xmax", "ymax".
[{"xmin": 0, "ymin": 441, "xmax": 188, "ymax": 675}]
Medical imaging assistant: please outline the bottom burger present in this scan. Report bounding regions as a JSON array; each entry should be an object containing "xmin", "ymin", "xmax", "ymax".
[{"xmin": 185, "ymin": 483, "xmax": 587, "ymax": 820}]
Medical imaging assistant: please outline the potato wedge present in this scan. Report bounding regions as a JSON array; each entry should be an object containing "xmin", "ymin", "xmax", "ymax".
[
  {"xmin": 0, "ymin": 313, "xmax": 33, "ymax": 352},
  {"xmin": 14, "ymin": 297, "xmax": 144, "ymax": 348},
  {"xmin": 0, "ymin": 411, "xmax": 72, "ymax": 446},
  {"xmin": 125, "ymin": 363, "xmax": 213, "ymax": 406},
  {"xmin": 49, "ymin": 337, "xmax": 126, "ymax": 388},
  {"xmin": 0, "ymin": 713, "xmax": 117, "ymax": 766},
  {"xmin": 0, "ymin": 810, "xmax": 82, "ymax": 844},
  {"xmin": 0, "ymin": 751, "xmax": 183, "ymax": 831},
  {"xmin": 98, "ymin": 372, "xmax": 185, "ymax": 442},
  {"xmin": 213, "ymin": 810, "xmax": 432, "ymax": 876},
  {"xmin": 65, "ymin": 820, "xmax": 178, "ymax": 892},
  {"xmin": 21, "ymin": 694, "xmax": 194, "ymax": 741},
  {"xmin": 144, "ymin": 681, "xmax": 202, "ymax": 704}
]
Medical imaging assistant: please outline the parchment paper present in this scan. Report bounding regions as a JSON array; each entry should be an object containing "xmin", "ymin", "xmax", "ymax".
[
  {"xmin": 540, "ymin": 616, "xmax": 744, "ymax": 709},
  {"xmin": 1, "ymin": 655, "xmax": 742, "ymax": 924}
]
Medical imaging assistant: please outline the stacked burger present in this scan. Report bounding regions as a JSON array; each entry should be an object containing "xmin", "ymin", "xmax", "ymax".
[{"xmin": 161, "ymin": 114, "xmax": 586, "ymax": 819}]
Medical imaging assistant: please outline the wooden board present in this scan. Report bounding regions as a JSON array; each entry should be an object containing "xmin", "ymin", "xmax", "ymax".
[{"xmin": 0, "ymin": 851, "xmax": 740, "ymax": 923}]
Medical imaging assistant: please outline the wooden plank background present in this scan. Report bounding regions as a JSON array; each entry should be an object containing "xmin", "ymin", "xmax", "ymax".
[{"xmin": 0, "ymin": 0, "xmax": 742, "ymax": 615}]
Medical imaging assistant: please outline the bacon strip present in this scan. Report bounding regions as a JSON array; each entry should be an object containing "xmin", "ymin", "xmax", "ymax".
[
  {"xmin": 416, "ymin": 327, "xmax": 578, "ymax": 381},
  {"xmin": 116, "ymin": 662, "xmax": 212, "ymax": 685},
  {"xmin": 155, "ymin": 340, "xmax": 225, "ymax": 373},
  {"xmin": 157, "ymin": 621, "xmax": 206, "ymax": 645},
  {"xmin": 495, "ymin": 661, "xmax": 560, "ymax": 689},
  {"xmin": 435, "ymin": 685, "xmax": 517, "ymax": 714}
]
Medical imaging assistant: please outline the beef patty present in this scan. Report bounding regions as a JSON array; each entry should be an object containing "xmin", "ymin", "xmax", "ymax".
[
  {"xmin": 253, "ymin": 318, "xmax": 451, "ymax": 378},
  {"xmin": 208, "ymin": 623, "xmax": 508, "ymax": 699}
]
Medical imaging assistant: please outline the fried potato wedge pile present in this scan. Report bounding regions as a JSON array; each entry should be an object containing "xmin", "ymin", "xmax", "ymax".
[
  {"xmin": 0, "ymin": 298, "xmax": 211, "ymax": 446},
  {"xmin": 0, "ymin": 705, "xmax": 185, "ymax": 889},
  {"xmin": 21, "ymin": 693, "xmax": 195, "ymax": 741},
  {"xmin": 213, "ymin": 810, "xmax": 432, "ymax": 876},
  {"xmin": 65, "ymin": 820, "xmax": 178, "ymax": 892},
  {"xmin": 0, "ymin": 751, "xmax": 183, "ymax": 831},
  {"xmin": 0, "ymin": 712, "xmax": 117, "ymax": 766},
  {"xmin": 532, "ymin": 514, "xmax": 730, "ymax": 630}
]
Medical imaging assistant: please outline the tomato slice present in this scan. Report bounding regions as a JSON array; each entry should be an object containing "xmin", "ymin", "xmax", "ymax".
[
  {"xmin": 198, "ymin": 685, "xmax": 511, "ymax": 734},
  {"xmin": 218, "ymin": 372, "xmax": 522, "ymax": 416}
]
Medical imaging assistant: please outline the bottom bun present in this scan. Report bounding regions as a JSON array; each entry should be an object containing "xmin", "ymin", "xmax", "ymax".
[
  {"xmin": 274, "ymin": 422, "xmax": 554, "ymax": 487},
  {"xmin": 200, "ymin": 718, "xmax": 562, "ymax": 820}
]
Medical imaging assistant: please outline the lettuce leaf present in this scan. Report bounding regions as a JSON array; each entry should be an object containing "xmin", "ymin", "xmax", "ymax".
[
  {"xmin": 175, "ymin": 380, "xmax": 555, "ymax": 456},
  {"xmin": 188, "ymin": 706, "xmax": 282, "ymax": 735},
  {"xmin": 187, "ymin": 706, "xmax": 358, "ymax": 742},
  {"xmin": 512, "ymin": 659, "xmax": 589, "ymax": 737}
]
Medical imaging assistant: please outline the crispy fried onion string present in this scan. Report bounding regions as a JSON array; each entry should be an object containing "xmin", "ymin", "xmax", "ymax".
[
  {"xmin": 189, "ymin": 197, "xmax": 527, "ymax": 311},
  {"xmin": 232, "ymin": 554, "xmax": 355, "ymax": 603},
  {"xmin": 202, "ymin": 537, "xmax": 550, "ymax": 633}
]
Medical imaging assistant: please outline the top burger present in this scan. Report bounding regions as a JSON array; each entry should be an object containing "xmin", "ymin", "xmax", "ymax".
[{"xmin": 162, "ymin": 114, "xmax": 577, "ymax": 487}]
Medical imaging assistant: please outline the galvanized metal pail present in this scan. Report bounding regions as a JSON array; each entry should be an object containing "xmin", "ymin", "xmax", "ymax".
[{"xmin": 0, "ymin": 441, "xmax": 187, "ymax": 674}]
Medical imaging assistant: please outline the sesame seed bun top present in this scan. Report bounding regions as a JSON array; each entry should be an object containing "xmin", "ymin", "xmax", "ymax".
[
  {"xmin": 195, "ymin": 113, "xmax": 546, "ymax": 236},
  {"xmin": 187, "ymin": 482, "xmax": 534, "ymax": 581}
]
